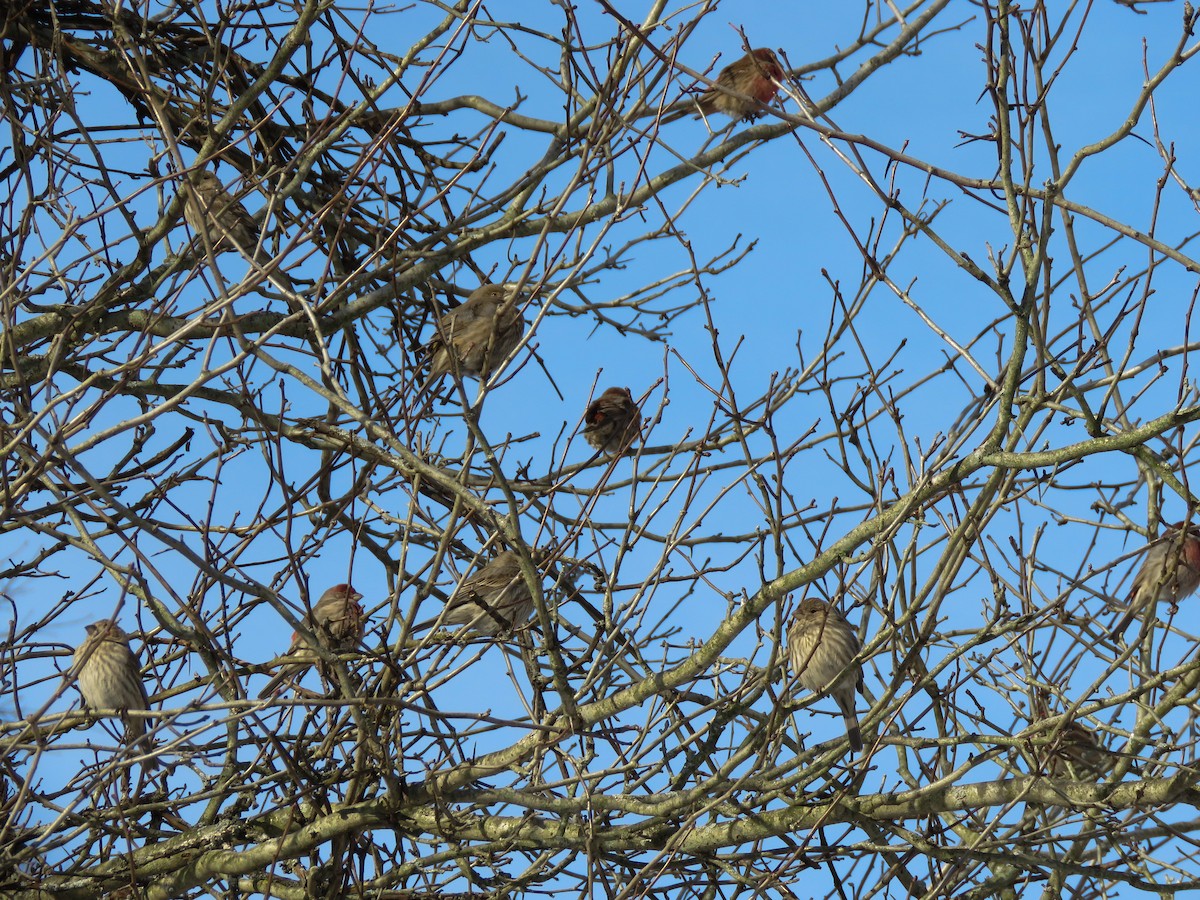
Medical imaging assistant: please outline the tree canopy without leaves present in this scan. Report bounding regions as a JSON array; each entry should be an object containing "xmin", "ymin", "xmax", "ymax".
[{"xmin": 4, "ymin": 0, "xmax": 1200, "ymax": 897}]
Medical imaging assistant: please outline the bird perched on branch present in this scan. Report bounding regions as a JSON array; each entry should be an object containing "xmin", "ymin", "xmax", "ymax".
[
  {"xmin": 418, "ymin": 549, "xmax": 550, "ymax": 637},
  {"xmin": 1108, "ymin": 523, "xmax": 1200, "ymax": 640},
  {"xmin": 1031, "ymin": 690, "xmax": 1113, "ymax": 779},
  {"xmin": 183, "ymin": 170, "xmax": 259, "ymax": 251},
  {"xmin": 668, "ymin": 48, "xmax": 785, "ymax": 123},
  {"xmin": 73, "ymin": 621, "xmax": 157, "ymax": 766},
  {"xmin": 258, "ymin": 584, "xmax": 366, "ymax": 697},
  {"xmin": 786, "ymin": 597, "xmax": 864, "ymax": 752},
  {"xmin": 423, "ymin": 284, "xmax": 528, "ymax": 387},
  {"xmin": 182, "ymin": 169, "xmax": 296, "ymax": 291},
  {"xmin": 583, "ymin": 386, "xmax": 644, "ymax": 456}
]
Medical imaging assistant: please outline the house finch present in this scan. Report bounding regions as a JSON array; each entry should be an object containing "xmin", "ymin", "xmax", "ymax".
[
  {"xmin": 1032, "ymin": 693, "xmax": 1112, "ymax": 779},
  {"xmin": 1049, "ymin": 722, "xmax": 1112, "ymax": 778},
  {"xmin": 258, "ymin": 584, "xmax": 366, "ymax": 697},
  {"xmin": 583, "ymin": 386, "xmax": 644, "ymax": 456},
  {"xmin": 420, "ymin": 549, "xmax": 547, "ymax": 637},
  {"xmin": 73, "ymin": 621, "xmax": 156, "ymax": 765},
  {"xmin": 786, "ymin": 597, "xmax": 864, "ymax": 752},
  {"xmin": 424, "ymin": 284, "xmax": 528, "ymax": 385},
  {"xmin": 183, "ymin": 170, "xmax": 296, "ymax": 293},
  {"xmin": 183, "ymin": 170, "xmax": 259, "ymax": 251},
  {"xmin": 1108, "ymin": 523, "xmax": 1200, "ymax": 640},
  {"xmin": 693, "ymin": 48, "xmax": 784, "ymax": 122}
]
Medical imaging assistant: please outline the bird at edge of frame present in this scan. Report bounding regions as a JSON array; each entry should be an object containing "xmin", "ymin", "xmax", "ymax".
[{"xmin": 1108, "ymin": 522, "xmax": 1200, "ymax": 641}]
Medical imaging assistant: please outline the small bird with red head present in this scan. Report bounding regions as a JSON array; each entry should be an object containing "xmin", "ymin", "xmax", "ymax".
[
  {"xmin": 583, "ymin": 387, "xmax": 644, "ymax": 457},
  {"xmin": 693, "ymin": 48, "xmax": 785, "ymax": 122}
]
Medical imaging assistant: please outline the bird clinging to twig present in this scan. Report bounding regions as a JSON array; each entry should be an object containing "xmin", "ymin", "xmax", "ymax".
[
  {"xmin": 786, "ymin": 597, "xmax": 864, "ymax": 752},
  {"xmin": 258, "ymin": 584, "xmax": 366, "ymax": 697},
  {"xmin": 666, "ymin": 48, "xmax": 785, "ymax": 124},
  {"xmin": 1108, "ymin": 522, "xmax": 1200, "ymax": 640},
  {"xmin": 583, "ymin": 386, "xmax": 644, "ymax": 456},
  {"xmin": 424, "ymin": 283, "xmax": 529, "ymax": 386},
  {"xmin": 73, "ymin": 621, "xmax": 157, "ymax": 766},
  {"xmin": 417, "ymin": 549, "xmax": 551, "ymax": 637},
  {"xmin": 183, "ymin": 170, "xmax": 260, "ymax": 252},
  {"xmin": 1031, "ymin": 690, "xmax": 1113, "ymax": 779},
  {"xmin": 182, "ymin": 169, "xmax": 296, "ymax": 292}
]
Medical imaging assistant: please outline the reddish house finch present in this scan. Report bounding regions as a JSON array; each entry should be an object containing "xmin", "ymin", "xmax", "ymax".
[
  {"xmin": 424, "ymin": 284, "xmax": 528, "ymax": 385},
  {"xmin": 183, "ymin": 170, "xmax": 259, "ymax": 251},
  {"xmin": 786, "ymin": 597, "xmax": 864, "ymax": 752},
  {"xmin": 583, "ymin": 387, "xmax": 644, "ymax": 456},
  {"xmin": 421, "ymin": 549, "xmax": 548, "ymax": 637},
  {"xmin": 694, "ymin": 48, "xmax": 784, "ymax": 122},
  {"xmin": 1109, "ymin": 523, "xmax": 1200, "ymax": 640},
  {"xmin": 258, "ymin": 584, "xmax": 365, "ymax": 697},
  {"xmin": 73, "ymin": 621, "xmax": 156, "ymax": 765}
]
